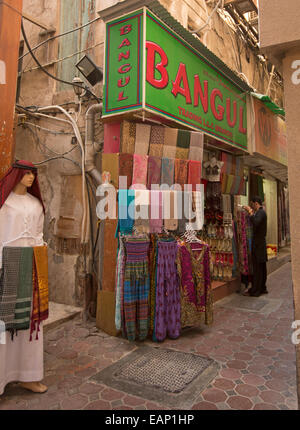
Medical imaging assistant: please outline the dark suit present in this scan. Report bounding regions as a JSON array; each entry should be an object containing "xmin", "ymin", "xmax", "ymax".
[{"xmin": 248, "ymin": 207, "xmax": 268, "ymax": 296}]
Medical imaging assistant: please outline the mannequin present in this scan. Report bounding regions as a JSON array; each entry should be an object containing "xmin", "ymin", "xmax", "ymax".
[
  {"xmin": 0, "ymin": 160, "xmax": 47, "ymax": 395},
  {"xmin": 203, "ymin": 156, "xmax": 224, "ymax": 182}
]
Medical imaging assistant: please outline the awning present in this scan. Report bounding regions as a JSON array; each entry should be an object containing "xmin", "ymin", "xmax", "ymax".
[{"xmin": 251, "ymin": 92, "xmax": 285, "ymax": 116}]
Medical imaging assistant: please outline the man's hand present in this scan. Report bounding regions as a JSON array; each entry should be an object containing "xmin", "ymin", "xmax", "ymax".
[{"xmin": 243, "ymin": 205, "xmax": 254, "ymax": 215}]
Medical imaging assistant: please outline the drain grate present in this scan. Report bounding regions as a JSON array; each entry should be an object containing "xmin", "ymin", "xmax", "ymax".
[
  {"xmin": 91, "ymin": 346, "xmax": 219, "ymax": 408},
  {"xmin": 114, "ymin": 348, "xmax": 213, "ymax": 393},
  {"xmin": 216, "ymin": 294, "xmax": 283, "ymax": 314}
]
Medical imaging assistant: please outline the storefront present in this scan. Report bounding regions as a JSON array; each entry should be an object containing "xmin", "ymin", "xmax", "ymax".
[
  {"xmin": 96, "ymin": 3, "xmax": 258, "ymax": 338},
  {"xmin": 244, "ymin": 94, "xmax": 289, "ymax": 259}
]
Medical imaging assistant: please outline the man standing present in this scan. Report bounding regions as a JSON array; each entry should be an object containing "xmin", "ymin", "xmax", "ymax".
[{"xmin": 243, "ymin": 196, "xmax": 268, "ymax": 297}]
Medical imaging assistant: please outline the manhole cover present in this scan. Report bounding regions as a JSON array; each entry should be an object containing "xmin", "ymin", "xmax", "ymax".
[
  {"xmin": 216, "ymin": 295, "xmax": 282, "ymax": 314},
  {"xmin": 91, "ymin": 346, "xmax": 219, "ymax": 408},
  {"xmin": 115, "ymin": 348, "xmax": 213, "ymax": 393}
]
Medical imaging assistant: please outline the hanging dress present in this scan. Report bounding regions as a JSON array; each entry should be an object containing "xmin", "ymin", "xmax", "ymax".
[
  {"xmin": 177, "ymin": 242, "xmax": 213, "ymax": 327},
  {"xmin": 0, "ymin": 192, "xmax": 44, "ymax": 395}
]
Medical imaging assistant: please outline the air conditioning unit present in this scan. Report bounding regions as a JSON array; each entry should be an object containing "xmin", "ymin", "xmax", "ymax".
[{"xmin": 224, "ymin": 0, "xmax": 258, "ymax": 14}]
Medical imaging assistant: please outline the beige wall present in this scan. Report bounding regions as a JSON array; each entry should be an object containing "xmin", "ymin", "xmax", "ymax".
[
  {"xmin": 259, "ymin": 0, "xmax": 300, "ymax": 56},
  {"xmin": 282, "ymin": 48, "xmax": 300, "ymax": 322}
]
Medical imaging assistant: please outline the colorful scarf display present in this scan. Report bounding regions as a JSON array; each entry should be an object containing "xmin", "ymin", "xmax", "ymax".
[{"xmin": 0, "ymin": 246, "xmax": 49, "ymax": 340}]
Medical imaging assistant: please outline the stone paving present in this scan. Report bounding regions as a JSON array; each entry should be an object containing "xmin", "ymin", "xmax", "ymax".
[{"xmin": 0, "ymin": 262, "xmax": 298, "ymax": 410}]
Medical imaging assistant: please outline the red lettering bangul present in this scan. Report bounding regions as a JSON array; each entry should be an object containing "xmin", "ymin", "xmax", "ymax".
[
  {"xmin": 146, "ymin": 41, "xmax": 169, "ymax": 89},
  {"xmin": 171, "ymin": 63, "xmax": 192, "ymax": 104}
]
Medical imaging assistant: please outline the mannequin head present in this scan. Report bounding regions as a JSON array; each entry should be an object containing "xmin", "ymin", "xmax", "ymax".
[
  {"xmin": 0, "ymin": 160, "xmax": 45, "ymax": 212},
  {"xmin": 14, "ymin": 170, "xmax": 36, "ymax": 194}
]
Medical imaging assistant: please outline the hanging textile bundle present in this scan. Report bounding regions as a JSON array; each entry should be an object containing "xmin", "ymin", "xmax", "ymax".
[
  {"xmin": 161, "ymin": 157, "xmax": 175, "ymax": 186},
  {"xmin": 163, "ymin": 127, "xmax": 178, "ymax": 158},
  {"xmin": 135, "ymin": 123, "xmax": 151, "ymax": 155},
  {"xmin": 132, "ymin": 154, "xmax": 148, "ymax": 189}
]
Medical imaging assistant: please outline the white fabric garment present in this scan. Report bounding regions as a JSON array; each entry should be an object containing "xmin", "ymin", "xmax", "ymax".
[{"xmin": 0, "ymin": 191, "xmax": 44, "ymax": 395}]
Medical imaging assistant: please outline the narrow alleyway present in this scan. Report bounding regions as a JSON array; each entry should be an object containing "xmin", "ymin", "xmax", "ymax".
[{"xmin": 0, "ymin": 262, "xmax": 297, "ymax": 410}]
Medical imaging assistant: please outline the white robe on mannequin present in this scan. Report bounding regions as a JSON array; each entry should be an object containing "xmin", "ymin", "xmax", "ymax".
[{"xmin": 0, "ymin": 191, "xmax": 44, "ymax": 395}]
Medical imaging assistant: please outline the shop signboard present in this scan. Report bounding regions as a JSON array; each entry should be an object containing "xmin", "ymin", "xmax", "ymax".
[
  {"xmin": 103, "ymin": 8, "xmax": 248, "ymax": 151},
  {"xmin": 253, "ymin": 97, "xmax": 287, "ymax": 166}
]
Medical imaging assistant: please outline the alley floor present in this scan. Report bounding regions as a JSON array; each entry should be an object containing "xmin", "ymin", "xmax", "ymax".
[{"xmin": 0, "ymin": 262, "xmax": 297, "ymax": 410}]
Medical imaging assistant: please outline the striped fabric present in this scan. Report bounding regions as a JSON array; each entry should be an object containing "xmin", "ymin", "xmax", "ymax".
[
  {"xmin": 123, "ymin": 240, "xmax": 150, "ymax": 341},
  {"xmin": 0, "ymin": 247, "xmax": 22, "ymax": 330},
  {"xmin": 14, "ymin": 247, "xmax": 33, "ymax": 331}
]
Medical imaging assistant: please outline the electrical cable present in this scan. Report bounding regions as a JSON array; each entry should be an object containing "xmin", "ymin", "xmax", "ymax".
[
  {"xmin": 37, "ymin": 105, "xmax": 87, "ymax": 243},
  {"xmin": 21, "ymin": 20, "xmax": 101, "ymax": 103},
  {"xmin": 191, "ymin": 0, "xmax": 223, "ymax": 34},
  {"xmin": 19, "ymin": 17, "xmax": 100, "ymax": 60},
  {"xmin": 23, "ymin": 121, "xmax": 73, "ymax": 135}
]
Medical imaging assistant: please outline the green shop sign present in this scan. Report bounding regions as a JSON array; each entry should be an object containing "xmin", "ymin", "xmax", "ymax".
[{"xmin": 103, "ymin": 8, "xmax": 248, "ymax": 150}]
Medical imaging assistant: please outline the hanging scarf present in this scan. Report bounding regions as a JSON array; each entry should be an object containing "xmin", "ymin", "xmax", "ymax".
[
  {"xmin": 163, "ymin": 127, "xmax": 177, "ymax": 158},
  {"xmin": 147, "ymin": 156, "xmax": 161, "ymax": 189},
  {"xmin": 117, "ymin": 189, "xmax": 135, "ymax": 234},
  {"xmin": 0, "ymin": 247, "xmax": 22, "ymax": 333},
  {"xmin": 30, "ymin": 246, "xmax": 49, "ymax": 341},
  {"xmin": 119, "ymin": 153, "xmax": 133, "ymax": 189},
  {"xmin": 188, "ymin": 132, "xmax": 204, "ymax": 162},
  {"xmin": 135, "ymin": 123, "xmax": 151, "ymax": 155},
  {"xmin": 120, "ymin": 120, "xmax": 136, "ymax": 153},
  {"xmin": 163, "ymin": 190, "xmax": 178, "ymax": 231},
  {"xmin": 149, "ymin": 190, "xmax": 163, "ymax": 233},
  {"xmin": 14, "ymin": 247, "xmax": 33, "ymax": 331},
  {"xmin": 132, "ymin": 154, "xmax": 148, "ymax": 189},
  {"xmin": 188, "ymin": 160, "xmax": 202, "ymax": 191},
  {"xmin": 161, "ymin": 157, "xmax": 175, "ymax": 186},
  {"xmin": 101, "ymin": 153, "xmax": 119, "ymax": 189},
  {"xmin": 149, "ymin": 125, "xmax": 164, "ymax": 157},
  {"xmin": 174, "ymin": 159, "xmax": 188, "ymax": 188},
  {"xmin": 134, "ymin": 190, "xmax": 150, "ymax": 233}
]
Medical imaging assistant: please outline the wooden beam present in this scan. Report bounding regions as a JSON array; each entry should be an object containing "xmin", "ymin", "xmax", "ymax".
[{"xmin": 22, "ymin": 12, "xmax": 55, "ymax": 32}]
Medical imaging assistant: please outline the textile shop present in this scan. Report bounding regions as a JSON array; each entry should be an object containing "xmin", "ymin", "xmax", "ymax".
[
  {"xmin": 96, "ymin": 5, "xmax": 286, "ymax": 341},
  {"xmin": 98, "ymin": 119, "xmax": 250, "ymax": 342}
]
